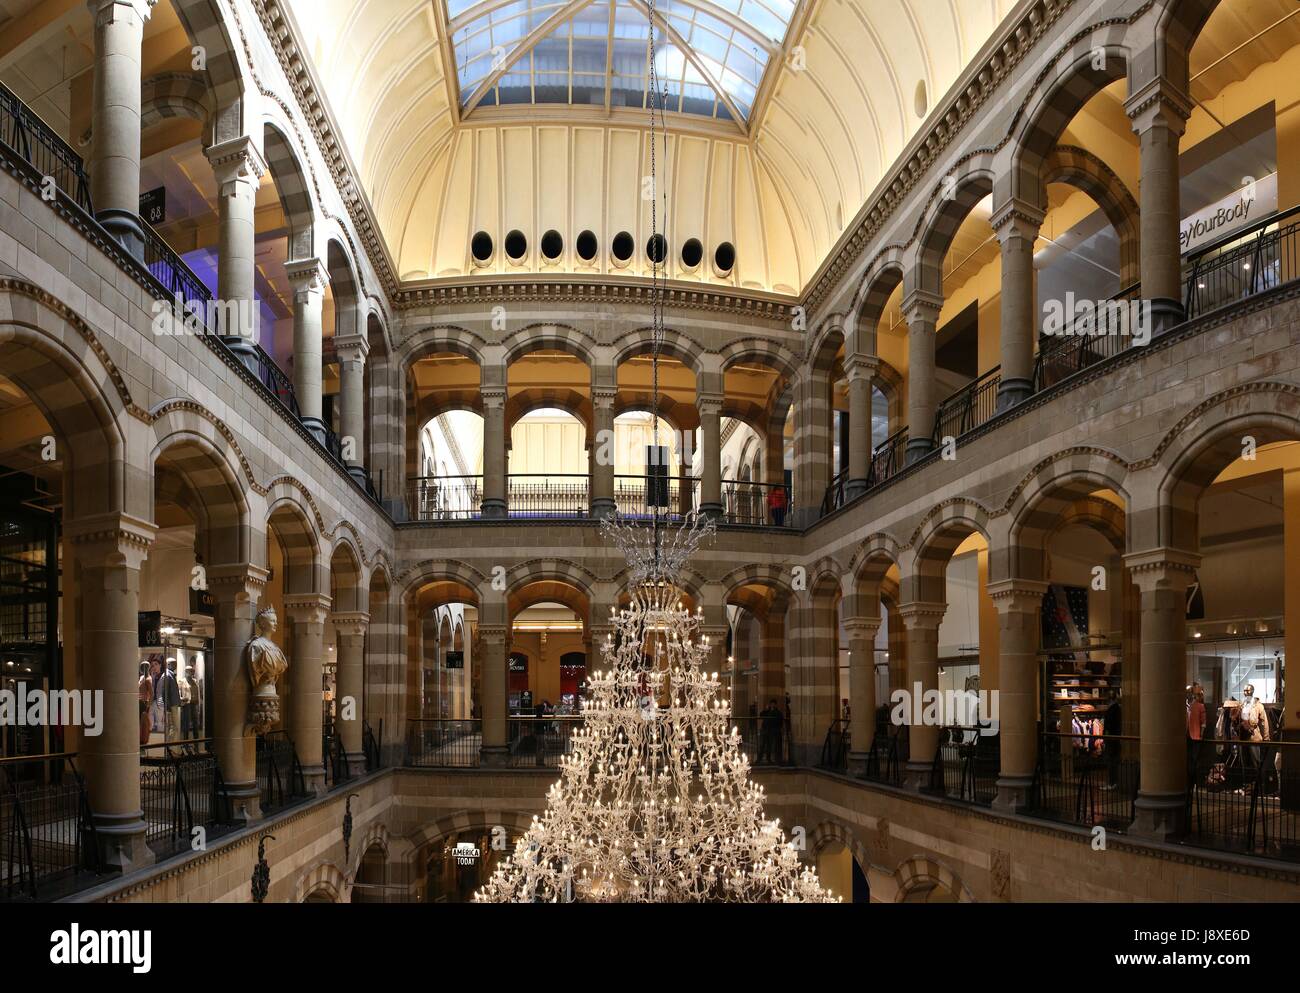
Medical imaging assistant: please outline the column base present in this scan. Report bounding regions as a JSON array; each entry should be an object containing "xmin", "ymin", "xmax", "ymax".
[
  {"xmin": 844, "ymin": 478, "xmax": 868, "ymax": 502},
  {"xmin": 847, "ymin": 749, "xmax": 873, "ymax": 778},
  {"xmin": 480, "ymin": 499, "xmax": 508, "ymax": 520},
  {"xmin": 1130, "ymin": 791, "xmax": 1187, "ymax": 839},
  {"xmin": 995, "ymin": 378, "xmax": 1033, "ymax": 412},
  {"xmin": 219, "ymin": 780, "xmax": 264, "ymax": 825},
  {"xmin": 346, "ymin": 465, "xmax": 370, "ymax": 488},
  {"xmin": 480, "ymin": 745, "xmax": 511, "ymax": 767},
  {"xmin": 92, "ymin": 812, "xmax": 155, "ymax": 873},
  {"xmin": 992, "ymin": 774, "xmax": 1034, "ymax": 813},
  {"xmin": 300, "ymin": 416, "xmax": 328, "ymax": 446},
  {"xmin": 301, "ymin": 764, "xmax": 327, "ymax": 796},
  {"xmin": 590, "ymin": 497, "xmax": 616, "ymax": 520},
  {"xmin": 95, "ymin": 208, "xmax": 145, "ymax": 260},
  {"xmin": 345, "ymin": 753, "xmax": 368, "ymax": 778},
  {"xmin": 905, "ymin": 438, "xmax": 935, "ymax": 464},
  {"xmin": 220, "ymin": 336, "xmax": 262, "ymax": 374},
  {"xmin": 904, "ymin": 759, "xmax": 937, "ymax": 792},
  {"xmin": 699, "ymin": 502, "xmax": 723, "ymax": 521},
  {"xmin": 1147, "ymin": 297, "xmax": 1185, "ymax": 337}
]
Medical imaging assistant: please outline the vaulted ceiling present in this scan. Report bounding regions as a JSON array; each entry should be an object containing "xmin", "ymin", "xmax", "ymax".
[{"xmin": 284, "ymin": 0, "xmax": 1018, "ymax": 293}]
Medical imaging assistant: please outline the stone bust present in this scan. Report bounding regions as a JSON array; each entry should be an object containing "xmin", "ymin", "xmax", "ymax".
[{"xmin": 245, "ymin": 606, "xmax": 289, "ymax": 733}]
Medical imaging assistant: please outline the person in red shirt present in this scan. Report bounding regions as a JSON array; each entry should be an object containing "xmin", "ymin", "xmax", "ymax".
[{"xmin": 766, "ymin": 485, "xmax": 787, "ymax": 526}]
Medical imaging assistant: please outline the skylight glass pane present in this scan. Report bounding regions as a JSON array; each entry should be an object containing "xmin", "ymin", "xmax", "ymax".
[{"xmin": 572, "ymin": 37, "xmax": 606, "ymax": 74}]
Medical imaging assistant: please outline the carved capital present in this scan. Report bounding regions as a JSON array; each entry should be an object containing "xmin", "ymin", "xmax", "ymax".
[
  {"xmin": 1123, "ymin": 547, "xmax": 1201, "ymax": 594},
  {"xmin": 333, "ymin": 332, "xmax": 370, "ymax": 364},
  {"xmin": 986, "ymin": 579, "xmax": 1049, "ymax": 614},
  {"xmin": 332, "ymin": 611, "xmax": 370, "ymax": 637},
  {"xmin": 284, "ymin": 257, "xmax": 329, "ymax": 296},
  {"xmin": 897, "ymin": 601, "xmax": 947, "ymax": 630},
  {"xmin": 902, "ymin": 289, "xmax": 945, "ymax": 327},
  {"xmin": 205, "ymin": 135, "xmax": 267, "ymax": 188},
  {"xmin": 283, "ymin": 592, "xmax": 333, "ymax": 625},
  {"xmin": 1125, "ymin": 77, "xmax": 1192, "ymax": 137}
]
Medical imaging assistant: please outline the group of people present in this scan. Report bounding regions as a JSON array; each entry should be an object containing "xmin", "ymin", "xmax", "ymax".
[{"xmin": 136, "ymin": 657, "xmax": 202, "ymax": 746}]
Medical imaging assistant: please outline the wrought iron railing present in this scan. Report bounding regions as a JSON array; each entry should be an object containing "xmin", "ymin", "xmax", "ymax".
[
  {"xmin": 0, "ymin": 81, "xmax": 92, "ymax": 211},
  {"xmin": 821, "ymin": 468, "xmax": 848, "ymax": 517},
  {"xmin": 0, "ymin": 753, "xmax": 99, "ymax": 901},
  {"xmin": 614, "ymin": 474, "xmax": 698, "ymax": 520},
  {"xmin": 405, "ymin": 719, "xmax": 482, "ymax": 768},
  {"xmin": 1185, "ymin": 736, "xmax": 1300, "ymax": 863},
  {"xmin": 933, "ymin": 367, "xmax": 1002, "ymax": 444},
  {"xmin": 930, "ymin": 727, "xmax": 998, "ymax": 806},
  {"xmin": 731, "ymin": 715, "xmax": 793, "ymax": 766},
  {"xmin": 818, "ymin": 719, "xmax": 850, "ymax": 771},
  {"xmin": 1033, "ymin": 283, "xmax": 1144, "ymax": 391},
  {"xmin": 363, "ymin": 719, "xmax": 382, "ymax": 771},
  {"xmin": 506, "ymin": 474, "xmax": 589, "ymax": 517},
  {"xmin": 862, "ymin": 725, "xmax": 908, "ymax": 786},
  {"xmin": 1027, "ymin": 731, "xmax": 1139, "ymax": 832},
  {"xmin": 407, "ymin": 475, "xmax": 483, "ymax": 521},
  {"xmin": 1184, "ymin": 204, "xmax": 1300, "ymax": 320},
  {"xmin": 507, "ymin": 716, "xmax": 583, "ymax": 767},
  {"xmin": 867, "ymin": 428, "xmax": 907, "ymax": 489},
  {"xmin": 720, "ymin": 480, "xmax": 790, "ymax": 527},
  {"xmin": 322, "ymin": 731, "xmax": 350, "ymax": 787},
  {"xmin": 140, "ymin": 219, "xmax": 213, "ymax": 323},
  {"xmin": 256, "ymin": 731, "xmax": 309, "ymax": 813},
  {"xmin": 139, "ymin": 740, "xmax": 227, "ymax": 857}
]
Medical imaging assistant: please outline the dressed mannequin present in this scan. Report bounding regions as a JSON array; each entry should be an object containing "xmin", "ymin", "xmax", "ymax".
[
  {"xmin": 138, "ymin": 662, "xmax": 153, "ymax": 746},
  {"xmin": 162, "ymin": 659, "xmax": 182, "ymax": 740},
  {"xmin": 245, "ymin": 606, "xmax": 290, "ymax": 733},
  {"xmin": 177, "ymin": 664, "xmax": 198, "ymax": 740}
]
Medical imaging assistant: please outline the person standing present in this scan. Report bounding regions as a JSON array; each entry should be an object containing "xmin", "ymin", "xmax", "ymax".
[
  {"xmin": 137, "ymin": 662, "xmax": 153, "ymax": 746},
  {"xmin": 758, "ymin": 699, "xmax": 784, "ymax": 765},
  {"xmin": 766, "ymin": 485, "xmax": 787, "ymax": 527}
]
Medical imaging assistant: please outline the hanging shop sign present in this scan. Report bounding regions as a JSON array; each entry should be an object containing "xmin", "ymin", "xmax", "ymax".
[
  {"xmin": 189, "ymin": 587, "xmax": 215, "ymax": 617},
  {"xmin": 444, "ymin": 650, "xmax": 464, "ymax": 669},
  {"xmin": 138, "ymin": 610, "xmax": 162, "ymax": 648},
  {"xmin": 139, "ymin": 186, "xmax": 166, "ymax": 226},
  {"xmin": 1180, "ymin": 173, "xmax": 1277, "ymax": 255},
  {"xmin": 508, "ymin": 653, "xmax": 528, "ymax": 673}
]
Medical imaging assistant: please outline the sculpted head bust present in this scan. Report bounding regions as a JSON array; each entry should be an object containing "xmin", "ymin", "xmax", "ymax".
[{"xmin": 255, "ymin": 605, "xmax": 278, "ymax": 635}]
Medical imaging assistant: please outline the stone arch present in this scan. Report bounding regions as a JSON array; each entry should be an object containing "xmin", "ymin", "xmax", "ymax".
[
  {"xmin": 1044, "ymin": 145, "xmax": 1141, "ymax": 287},
  {"xmin": 151, "ymin": 425, "xmax": 253, "ymax": 567},
  {"xmin": 325, "ymin": 236, "xmax": 362, "ymax": 338},
  {"xmin": 808, "ymin": 820, "xmax": 874, "ymax": 877},
  {"xmin": 266, "ymin": 491, "xmax": 323, "ymax": 596},
  {"xmin": 892, "ymin": 855, "xmax": 975, "ymax": 903},
  {"xmin": 852, "ymin": 255, "xmax": 905, "ymax": 356},
  {"xmin": 0, "ymin": 290, "xmax": 131, "ymax": 521},
  {"xmin": 850, "ymin": 532, "xmax": 904, "ymax": 620},
  {"xmin": 1004, "ymin": 40, "xmax": 1131, "ymax": 210},
  {"xmin": 399, "ymin": 560, "xmax": 488, "ymax": 604},
  {"xmin": 808, "ymin": 317, "xmax": 847, "ymax": 376},
  {"xmin": 1003, "ymin": 450, "xmax": 1131, "ymax": 582},
  {"xmin": 1156, "ymin": 0, "xmax": 1224, "ymax": 91},
  {"xmin": 262, "ymin": 119, "xmax": 317, "ymax": 260},
  {"xmin": 613, "ymin": 397, "xmax": 697, "ymax": 434},
  {"xmin": 140, "ymin": 72, "xmax": 212, "ymax": 134},
  {"xmin": 505, "ymin": 560, "xmax": 596, "ymax": 601},
  {"xmin": 294, "ymin": 860, "xmax": 350, "ymax": 903},
  {"xmin": 720, "ymin": 563, "xmax": 795, "ymax": 603},
  {"xmin": 348, "ymin": 820, "xmax": 391, "ymax": 879},
  {"xmin": 330, "ymin": 537, "xmax": 365, "ymax": 614},
  {"xmin": 1151, "ymin": 382, "xmax": 1300, "ymax": 551},
  {"xmin": 405, "ymin": 809, "xmax": 535, "ymax": 856},
  {"xmin": 503, "ymin": 323, "xmax": 596, "ymax": 367},
  {"xmin": 907, "ymin": 499, "xmax": 992, "ymax": 603},
  {"xmin": 171, "ymin": 0, "xmax": 250, "ymax": 140},
  {"xmin": 400, "ymin": 326, "xmax": 489, "ymax": 370},
  {"xmin": 612, "ymin": 326, "xmax": 704, "ymax": 374},
  {"xmin": 717, "ymin": 338, "xmax": 800, "ymax": 382},
  {"xmin": 1052, "ymin": 496, "xmax": 1127, "ymax": 554},
  {"xmin": 911, "ymin": 160, "xmax": 997, "ymax": 298},
  {"xmin": 506, "ymin": 388, "xmax": 593, "ymax": 435}
]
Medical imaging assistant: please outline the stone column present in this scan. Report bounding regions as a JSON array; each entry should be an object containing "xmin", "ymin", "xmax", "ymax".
[
  {"xmin": 87, "ymin": 0, "xmax": 153, "ymax": 255},
  {"xmin": 844, "ymin": 354, "xmax": 878, "ymax": 500},
  {"xmin": 285, "ymin": 258, "xmax": 329, "ymax": 443},
  {"xmin": 66, "ymin": 514, "xmax": 155, "ymax": 870},
  {"xmin": 991, "ymin": 200, "xmax": 1044, "ymax": 410},
  {"xmin": 478, "ymin": 622, "xmax": 509, "ymax": 764},
  {"xmin": 335, "ymin": 333, "xmax": 370, "ymax": 487},
  {"xmin": 845, "ymin": 616, "xmax": 881, "ymax": 777},
  {"xmin": 284, "ymin": 593, "xmax": 331, "ymax": 794},
  {"xmin": 1126, "ymin": 548, "xmax": 1200, "ymax": 838},
  {"xmin": 590, "ymin": 388, "xmax": 617, "ymax": 518},
  {"xmin": 1126, "ymin": 79, "xmax": 1193, "ymax": 331},
  {"xmin": 903, "ymin": 292, "xmax": 943, "ymax": 462},
  {"xmin": 698, "ymin": 393, "xmax": 723, "ymax": 519},
  {"xmin": 208, "ymin": 564, "xmax": 269, "ymax": 824},
  {"xmin": 481, "ymin": 388, "xmax": 507, "ymax": 519},
  {"xmin": 760, "ymin": 605, "xmax": 787, "ymax": 710},
  {"xmin": 334, "ymin": 611, "xmax": 369, "ymax": 777},
  {"xmin": 204, "ymin": 135, "xmax": 265, "ymax": 353},
  {"xmin": 988, "ymin": 580, "xmax": 1046, "ymax": 811},
  {"xmin": 790, "ymin": 369, "xmax": 831, "ymax": 528},
  {"xmin": 899, "ymin": 602, "xmax": 946, "ymax": 789}
]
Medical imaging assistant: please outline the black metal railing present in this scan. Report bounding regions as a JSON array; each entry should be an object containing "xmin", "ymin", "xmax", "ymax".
[
  {"xmin": 407, "ymin": 475, "xmax": 483, "ymax": 521},
  {"xmin": 141, "ymin": 218, "xmax": 213, "ymax": 324},
  {"xmin": 1, "ymin": 753, "xmax": 99, "ymax": 901},
  {"xmin": 363, "ymin": 720, "xmax": 382, "ymax": 771},
  {"xmin": 1185, "ymin": 737, "xmax": 1300, "ymax": 863},
  {"xmin": 821, "ymin": 468, "xmax": 848, "ymax": 517},
  {"xmin": 933, "ymin": 367, "xmax": 1002, "ymax": 444},
  {"xmin": 1033, "ymin": 283, "xmax": 1144, "ymax": 391},
  {"xmin": 720, "ymin": 480, "xmax": 791, "ymax": 527},
  {"xmin": 1184, "ymin": 203, "xmax": 1300, "ymax": 320},
  {"xmin": 1028, "ymin": 732, "xmax": 1139, "ymax": 831},
  {"xmin": 139, "ymin": 740, "xmax": 227, "ymax": 858},
  {"xmin": 506, "ymin": 474, "xmax": 589, "ymax": 517},
  {"xmin": 930, "ymin": 727, "xmax": 998, "ymax": 806},
  {"xmin": 614, "ymin": 474, "xmax": 698, "ymax": 520},
  {"xmin": 507, "ymin": 716, "xmax": 582, "ymax": 767},
  {"xmin": 861, "ymin": 725, "xmax": 908, "ymax": 786},
  {"xmin": 256, "ymin": 731, "xmax": 309, "ymax": 813},
  {"xmin": 732, "ymin": 715, "xmax": 793, "ymax": 766},
  {"xmin": 867, "ymin": 429, "xmax": 907, "ymax": 489},
  {"xmin": 0, "ymin": 81, "xmax": 92, "ymax": 211},
  {"xmin": 322, "ymin": 731, "xmax": 350, "ymax": 787},
  {"xmin": 405, "ymin": 719, "xmax": 482, "ymax": 767},
  {"xmin": 818, "ymin": 719, "xmax": 850, "ymax": 772}
]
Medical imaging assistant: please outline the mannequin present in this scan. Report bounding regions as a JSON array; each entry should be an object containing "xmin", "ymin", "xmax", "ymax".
[
  {"xmin": 162, "ymin": 658, "xmax": 182, "ymax": 741},
  {"xmin": 177, "ymin": 664, "xmax": 200, "ymax": 741},
  {"xmin": 137, "ymin": 662, "xmax": 153, "ymax": 746}
]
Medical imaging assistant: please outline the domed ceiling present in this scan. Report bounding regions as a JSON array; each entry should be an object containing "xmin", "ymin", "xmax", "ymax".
[{"xmin": 284, "ymin": 0, "xmax": 1017, "ymax": 293}]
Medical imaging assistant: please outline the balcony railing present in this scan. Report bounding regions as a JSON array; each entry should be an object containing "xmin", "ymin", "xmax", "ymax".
[
  {"xmin": 821, "ymin": 468, "xmax": 848, "ymax": 517},
  {"xmin": 721, "ymin": 479, "xmax": 791, "ymax": 527},
  {"xmin": 139, "ymin": 740, "xmax": 229, "ymax": 858},
  {"xmin": 930, "ymin": 727, "xmax": 998, "ymax": 806},
  {"xmin": 1033, "ymin": 282, "xmax": 1145, "ymax": 391},
  {"xmin": 933, "ymin": 366, "xmax": 1002, "ymax": 444},
  {"xmin": 614, "ymin": 474, "xmax": 698, "ymax": 520},
  {"xmin": 406, "ymin": 719, "xmax": 482, "ymax": 767},
  {"xmin": 1027, "ymin": 732, "xmax": 1139, "ymax": 832},
  {"xmin": 818, "ymin": 719, "xmax": 850, "ymax": 772},
  {"xmin": 256, "ymin": 731, "xmax": 309, "ymax": 814},
  {"xmin": 0, "ymin": 753, "xmax": 99, "ymax": 901},
  {"xmin": 408, "ymin": 475, "xmax": 483, "ymax": 521},
  {"xmin": 731, "ymin": 715, "xmax": 793, "ymax": 766},
  {"xmin": 507, "ymin": 474, "xmax": 589, "ymax": 517},
  {"xmin": 1184, "ymin": 203, "xmax": 1300, "ymax": 320},
  {"xmin": 507, "ymin": 716, "xmax": 582, "ymax": 767},
  {"xmin": 0, "ymin": 81, "xmax": 92, "ymax": 212}
]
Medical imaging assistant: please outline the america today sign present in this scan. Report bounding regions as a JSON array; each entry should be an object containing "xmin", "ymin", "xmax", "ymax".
[{"xmin": 1179, "ymin": 173, "xmax": 1277, "ymax": 254}]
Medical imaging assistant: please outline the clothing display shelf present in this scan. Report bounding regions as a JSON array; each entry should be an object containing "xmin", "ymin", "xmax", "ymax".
[{"xmin": 1041, "ymin": 643, "xmax": 1122, "ymax": 716}]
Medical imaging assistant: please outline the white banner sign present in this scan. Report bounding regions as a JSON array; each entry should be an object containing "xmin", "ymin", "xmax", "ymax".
[{"xmin": 1180, "ymin": 172, "xmax": 1277, "ymax": 254}]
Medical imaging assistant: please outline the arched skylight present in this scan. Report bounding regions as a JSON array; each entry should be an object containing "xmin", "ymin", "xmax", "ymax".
[{"xmin": 445, "ymin": 0, "xmax": 799, "ymax": 127}]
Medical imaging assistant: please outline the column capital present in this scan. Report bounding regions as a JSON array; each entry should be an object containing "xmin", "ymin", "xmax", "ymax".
[
  {"xmin": 205, "ymin": 135, "xmax": 267, "ymax": 187},
  {"xmin": 902, "ymin": 289, "xmax": 944, "ymax": 325},
  {"xmin": 897, "ymin": 601, "xmax": 947, "ymax": 630},
  {"xmin": 842, "ymin": 616, "xmax": 882, "ymax": 638},
  {"xmin": 285, "ymin": 257, "xmax": 328, "ymax": 295},
  {"xmin": 696, "ymin": 392, "xmax": 724, "ymax": 414},
  {"xmin": 207, "ymin": 563, "xmax": 270, "ymax": 602},
  {"xmin": 283, "ymin": 592, "xmax": 333, "ymax": 624},
  {"xmin": 478, "ymin": 624, "xmax": 509, "ymax": 642},
  {"xmin": 87, "ymin": 0, "xmax": 155, "ymax": 23},
  {"xmin": 1125, "ymin": 77, "xmax": 1192, "ymax": 136},
  {"xmin": 990, "ymin": 198, "xmax": 1045, "ymax": 240},
  {"xmin": 843, "ymin": 353, "xmax": 879, "ymax": 381},
  {"xmin": 1123, "ymin": 547, "xmax": 1201, "ymax": 593},
  {"xmin": 592, "ymin": 387, "xmax": 619, "ymax": 409},
  {"xmin": 480, "ymin": 387, "xmax": 507, "ymax": 407},
  {"xmin": 332, "ymin": 611, "xmax": 370, "ymax": 637},
  {"xmin": 986, "ymin": 578, "xmax": 1049, "ymax": 614},
  {"xmin": 65, "ymin": 512, "xmax": 155, "ymax": 569},
  {"xmin": 333, "ymin": 333, "xmax": 370, "ymax": 363}
]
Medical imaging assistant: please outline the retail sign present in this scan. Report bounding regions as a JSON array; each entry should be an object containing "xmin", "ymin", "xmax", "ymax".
[
  {"xmin": 508, "ymin": 653, "xmax": 528, "ymax": 672},
  {"xmin": 138, "ymin": 610, "xmax": 162, "ymax": 648},
  {"xmin": 444, "ymin": 650, "xmax": 464, "ymax": 669},
  {"xmin": 190, "ymin": 587, "xmax": 215, "ymax": 617},
  {"xmin": 1180, "ymin": 173, "xmax": 1277, "ymax": 255},
  {"xmin": 139, "ymin": 186, "xmax": 166, "ymax": 226},
  {"xmin": 453, "ymin": 841, "xmax": 480, "ymax": 866}
]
